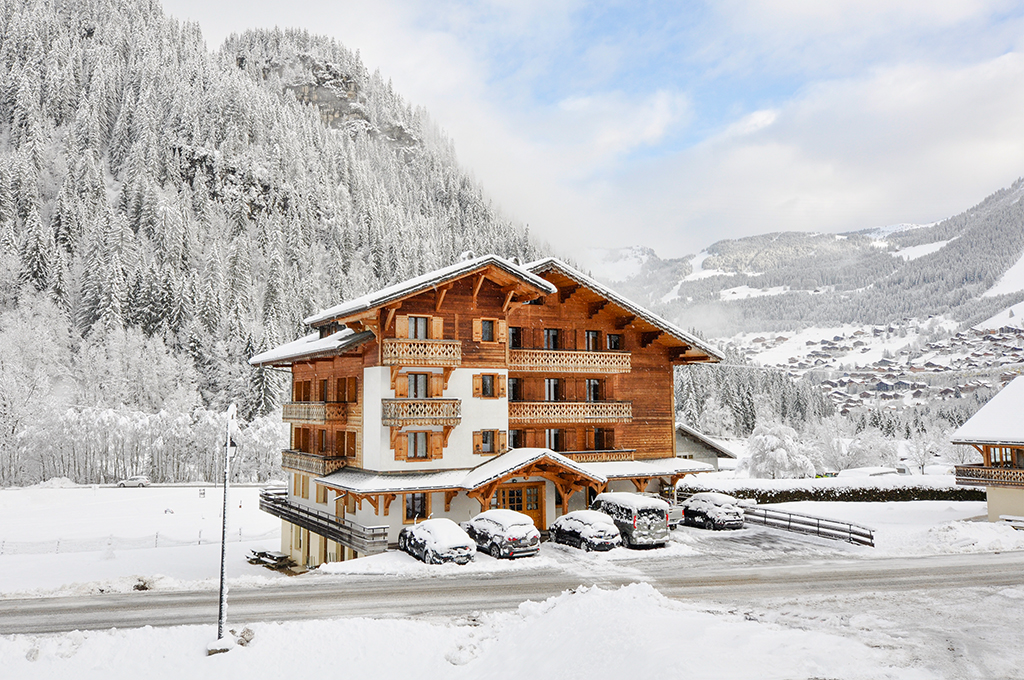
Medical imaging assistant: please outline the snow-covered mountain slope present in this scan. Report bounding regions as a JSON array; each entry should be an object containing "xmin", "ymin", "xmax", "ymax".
[{"xmin": 600, "ymin": 177, "xmax": 1024, "ymax": 337}]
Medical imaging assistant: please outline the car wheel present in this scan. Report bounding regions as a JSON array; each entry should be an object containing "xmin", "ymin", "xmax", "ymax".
[
  {"xmin": 425, "ymin": 549, "xmax": 437, "ymax": 564},
  {"xmin": 117, "ymin": 482, "xmax": 125, "ymax": 487},
  {"xmin": 621, "ymin": 533, "xmax": 632, "ymax": 549},
  {"xmin": 489, "ymin": 542, "xmax": 502, "ymax": 559},
  {"xmin": 398, "ymin": 535, "xmax": 407, "ymax": 551},
  {"xmin": 582, "ymin": 540, "xmax": 593, "ymax": 552},
  {"xmin": 702, "ymin": 518, "xmax": 714, "ymax": 530}
]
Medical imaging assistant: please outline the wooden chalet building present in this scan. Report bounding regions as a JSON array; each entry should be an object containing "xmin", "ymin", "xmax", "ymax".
[
  {"xmin": 250, "ymin": 254, "xmax": 722, "ymax": 566},
  {"xmin": 952, "ymin": 376, "xmax": 1024, "ymax": 522}
]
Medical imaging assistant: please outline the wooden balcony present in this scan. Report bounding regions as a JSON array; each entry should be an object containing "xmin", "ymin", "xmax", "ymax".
[
  {"xmin": 282, "ymin": 401, "xmax": 348, "ymax": 425},
  {"xmin": 259, "ymin": 487, "xmax": 388, "ymax": 555},
  {"xmin": 562, "ymin": 449, "xmax": 636, "ymax": 463},
  {"xmin": 381, "ymin": 338, "xmax": 462, "ymax": 367},
  {"xmin": 281, "ymin": 450, "xmax": 349, "ymax": 476},
  {"xmin": 955, "ymin": 464, "xmax": 1024, "ymax": 488},
  {"xmin": 508, "ymin": 349, "xmax": 631, "ymax": 374},
  {"xmin": 508, "ymin": 400, "xmax": 633, "ymax": 424},
  {"xmin": 381, "ymin": 399, "xmax": 462, "ymax": 427}
]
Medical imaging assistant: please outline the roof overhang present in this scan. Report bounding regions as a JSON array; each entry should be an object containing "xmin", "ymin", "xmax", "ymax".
[{"xmin": 248, "ymin": 330, "xmax": 375, "ymax": 367}]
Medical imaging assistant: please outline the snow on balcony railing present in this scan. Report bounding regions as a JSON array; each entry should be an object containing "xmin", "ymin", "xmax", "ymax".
[
  {"xmin": 955, "ymin": 464, "xmax": 1024, "ymax": 488},
  {"xmin": 381, "ymin": 338, "xmax": 462, "ymax": 367},
  {"xmin": 259, "ymin": 487, "xmax": 388, "ymax": 555},
  {"xmin": 281, "ymin": 450, "xmax": 348, "ymax": 476},
  {"xmin": 508, "ymin": 349, "xmax": 630, "ymax": 374},
  {"xmin": 282, "ymin": 402, "xmax": 348, "ymax": 424},
  {"xmin": 381, "ymin": 399, "xmax": 462, "ymax": 427},
  {"xmin": 508, "ymin": 401, "xmax": 632, "ymax": 424}
]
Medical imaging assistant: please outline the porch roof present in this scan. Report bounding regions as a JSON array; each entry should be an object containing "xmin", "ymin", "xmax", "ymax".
[
  {"xmin": 580, "ymin": 457, "xmax": 713, "ymax": 479},
  {"xmin": 952, "ymin": 376, "xmax": 1024, "ymax": 446},
  {"xmin": 248, "ymin": 329, "xmax": 374, "ymax": 367}
]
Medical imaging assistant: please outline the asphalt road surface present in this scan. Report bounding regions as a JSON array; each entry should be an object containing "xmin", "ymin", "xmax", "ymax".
[{"xmin": 3, "ymin": 550, "xmax": 1023, "ymax": 635}]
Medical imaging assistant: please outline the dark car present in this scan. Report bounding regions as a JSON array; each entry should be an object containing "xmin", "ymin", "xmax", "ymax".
[
  {"xmin": 680, "ymin": 492, "xmax": 745, "ymax": 530},
  {"xmin": 461, "ymin": 509, "xmax": 541, "ymax": 559},
  {"xmin": 590, "ymin": 492, "xmax": 670, "ymax": 548},
  {"xmin": 397, "ymin": 518, "xmax": 475, "ymax": 564},
  {"xmin": 550, "ymin": 510, "xmax": 621, "ymax": 551}
]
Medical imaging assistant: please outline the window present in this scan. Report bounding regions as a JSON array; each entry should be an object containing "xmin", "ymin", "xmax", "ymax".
[
  {"xmin": 544, "ymin": 328, "xmax": 560, "ymax": 349},
  {"xmin": 480, "ymin": 430, "xmax": 495, "ymax": 453},
  {"xmin": 586, "ymin": 379, "xmax": 601, "ymax": 402},
  {"xmin": 474, "ymin": 373, "xmax": 504, "ymax": 399},
  {"xmin": 409, "ymin": 316, "xmax": 429, "ymax": 339},
  {"xmin": 594, "ymin": 428, "xmax": 614, "ymax": 450},
  {"xmin": 336, "ymin": 376, "xmax": 357, "ymax": 403},
  {"xmin": 408, "ymin": 432, "xmax": 429, "ymax": 459},
  {"xmin": 408, "ymin": 373, "xmax": 429, "ymax": 399},
  {"xmin": 405, "ymin": 493, "xmax": 429, "ymax": 523},
  {"xmin": 545, "ymin": 378, "xmax": 561, "ymax": 402},
  {"xmin": 510, "ymin": 429, "xmax": 525, "ymax": 448},
  {"xmin": 508, "ymin": 378, "xmax": 522, "ymax": 402},
  {"xmin": 607, "ymin": 334, "xmax": 622, "ymax": 350},
  {"xmin": 481, "ymin": 374, "xmax": 495, "ymax": 398},
  {"xmin": 545, "ymin": 428, "xmax": 561, "ymax": 452},
  {"xmin": 481, "ymin": 319, "xmax": 495, "ymax": 342},
  {"xmin": 509, "ymin": 326, "xmax": 522, "ymax": 348},
  {"xmin": 586, "ymin": 330, "xmax": 600, "ymax": 351},
  {"xmin": 315, "ymin": 484, "xmax": 328, "ymax": 504}
]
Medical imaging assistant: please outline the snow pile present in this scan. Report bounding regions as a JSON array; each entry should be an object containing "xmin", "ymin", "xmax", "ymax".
[
  {"xmin": 879, "ymin": 520, "xmax": 1024, "ymax": 556},
  {"xmin": 32, "ymin": 477, "xmax": 80, "ymax": 489},
  {"xmin": 0, "ymin": 584, "xmax": 931, "ymax": 679},
  {"xmin": 680, "ymin": 473, "xmax": 960, "ymax": 493}
]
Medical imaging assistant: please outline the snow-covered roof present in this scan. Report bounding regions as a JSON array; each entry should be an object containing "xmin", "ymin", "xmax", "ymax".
[
  {"xmin": 248, "ymin": 329, "xmax": 374, "ymax": 366},
  {"xmin": 316, "ymin": 467, "xmax": 469, "ymax": 494},
  {"xmin": 951, "ymin": 376, "xmax": 1024, "ymax": 446},
  {"xmin": 461, "ymin": 447, "xmax": 605, "ymax": 489},
  {"xmin": 303, "ymin": 255, "xmax": 557, "ymax": 327},
  {"xmin": 582, "ymin": 457, "xmax": 713, "ymax": 479},
  {"xmin": 676, "ymin": 422, "xmax": 738, "ymax": 458},
  {"xmin": 526, "ymin": 258, "xmax": 723, "ymax": 361}
]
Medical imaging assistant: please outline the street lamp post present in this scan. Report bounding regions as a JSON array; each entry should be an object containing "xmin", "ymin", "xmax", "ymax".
[{"xmin": 217, "ymin": 404, "xmax": 238, "ymax": 641}]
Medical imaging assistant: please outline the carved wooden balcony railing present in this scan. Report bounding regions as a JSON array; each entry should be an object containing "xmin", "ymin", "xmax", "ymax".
[
  {"xmin": 381, "ymin": 338, "xmax": 462, "ymax": 367},
  {"xmin": 955, "ymin": 464, "xmax": 1024, "ymax": 488},
  {"xmin": 282, "ymin": 402, "xmax": 348, "ymax": 424},
  {"xmin": 562, "ymin": 449, "xmax": 637, "ymax": 463},
  {"xmin": 281, "ymin": 450, "xmax": 348, "ymax": 476},
  {"xmin": 381, "ymin": 399, "xmax": 462, "ymax": 427},
  {"xmin": 508, "ymin": 401, "xmax": 633, "ymax": 424},
  {"xmin": 508, "ymin": 349, "xmax": 631, "ymax": 374}
]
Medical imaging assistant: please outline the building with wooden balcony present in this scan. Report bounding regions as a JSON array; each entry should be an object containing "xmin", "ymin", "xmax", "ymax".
[
  {"xmin": 952, "ymin": 377, "xmax": 1024, "ymax": 522},
  {"xmin": 250, "ymin": 254, "xmax": 721, "ymax": 567}
]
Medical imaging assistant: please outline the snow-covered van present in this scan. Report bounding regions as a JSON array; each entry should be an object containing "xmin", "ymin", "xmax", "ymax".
[{"xmin": 589, "ymin": 492, "xmax": 669, "ymax": 548}]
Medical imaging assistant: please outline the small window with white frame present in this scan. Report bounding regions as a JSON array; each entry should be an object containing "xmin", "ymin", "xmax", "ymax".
[{"xmin": 407, "ymin": 431, "xmax": 429, "ymax": 459}]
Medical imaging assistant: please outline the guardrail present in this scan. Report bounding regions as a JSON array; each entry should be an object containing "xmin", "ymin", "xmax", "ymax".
[
  {"xmin": 743, "ymin": 506, "xmax": 875, "ymax": 547},
  {"xmin": 259, "ymin": 486, "xmax": 389, "ymax": 555}
]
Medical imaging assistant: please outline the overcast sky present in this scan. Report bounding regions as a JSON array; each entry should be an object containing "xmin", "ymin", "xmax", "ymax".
[{"xmin": 161, "ymin": 0, "xmax": 1024, "ymax": 260}]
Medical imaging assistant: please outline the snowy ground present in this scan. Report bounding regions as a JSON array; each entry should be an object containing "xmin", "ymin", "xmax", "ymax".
[{"xmin": 4, "ymin": 483, "xmax": 1024, "ymax": 678}]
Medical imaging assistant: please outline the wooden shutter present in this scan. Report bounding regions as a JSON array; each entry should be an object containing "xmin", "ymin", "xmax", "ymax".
[
  {"xmin": 429, "ymin": 373, "xmax": 444, "ymax": 397},
  {"xmin": 473, "ymin": 431, "xmax": 483, "ymax": 454},
  {"xmin": 335, "ymin": 496, "xmax": 345, "ymax": 518},
  {"xmin": 606, "ymin": 429, "xmax": 615, "ymax": 448},
  {"xmin": 564, "ymin": 428, "xmax": 577, "ymax": 452},
  {"xmin": 586, "ymin": 427, "xmax": 596, "ymax": 450},
  {"xmin": 472, "ymin": 318, "xmax": 482, "ymax": 342},
  {"xmin": 347, "ymin": 431, "xmax": 356, "ymax": 456},
  {"xmin": 293, "ymin": 381, "xmax": 301, "ymax": 401},
  {"xmin": 396, "ymin": 315, "xmax": 409, "ymax": 338},
  {"xmin": 348, "ymin": 377, "xmax": 357, "ymax": 402},
  {"xmin": 526, "ymin": 429, "xmax": 537, "ymax": 447},
  {"xmin": 430, "ymin": 432, "xmax": 443, "ymax": 459},
  {"xmin": 394, "ymin": 434, "xmax": 408, "ymax": 461},
  {"xmin": 497, "ymin": 320, "xmax": 507, "ymax": 343},
  {"xmin": 498, "ymin": 431, "xmax": 507, "ymax": 453},
  {"xmin": 293, "ymin": 473, "xmax": 301, "ymax": 495},
  {"xmin": 395, "ymin": 374, "xmax": 409, "ymax": 398},
  {"xmin": 472, "ymin": 374, "xmax": 482, "ymax": 398},
  {"xmin": 336, "ymin": 378, "xmax": 346, "ymax": 402},
  {"xmin": 498, "ymin": 375, "xmax": 507, "ymax": 398},
  {"xmin": 431, "ymin": 316, "xmax": 443, "ymax": 339}
]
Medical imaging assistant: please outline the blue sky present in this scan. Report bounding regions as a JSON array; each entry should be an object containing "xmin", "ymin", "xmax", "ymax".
[{"xmin": 162, "ymin": 1, "xmax": 1024, "ymax": 261}]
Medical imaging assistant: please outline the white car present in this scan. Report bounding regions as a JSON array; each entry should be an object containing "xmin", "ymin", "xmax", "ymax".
[
  {"xmin": 680, "ymin": 492, "xmax": 744, "ymax": 530},
  {"xmin": 462, "ymin": 509, "xmax": 541, "ymax": 559},
  {"xmin": 397, "ymin": 518, "xmax": 475, "ymax": 565},
  {"xmin": 116, "ymin": 475, "xmax": 151, "ymax": 487}
]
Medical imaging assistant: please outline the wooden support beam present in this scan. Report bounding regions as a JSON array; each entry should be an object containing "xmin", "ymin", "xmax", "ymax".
[
  {"xmin": 588, "ymin": 300, "xmax": 609, "ymax": 319},
  {"xmin": 502, "ymin": 288, "xmax": 516, "ymax": 313},
  {"xmin": 472, "ymin": 274, "xmax": 486, "ymax": 301},
  {"xmin": 435, "ymin": 283, "xmax": 452, "ymax": 312},
  {"xmin": 559, "ymin": 284, "xmax": 580, "ymax": 304},
  {"xmin": 442, "ymin": 426, "xmax": 455, "ymax": 447},
  {"xmin": 384, "ymin": 303, "xmax": 401, "ymax": 333},
  {"xmin": 630, "ymin": 477, "xmax": 652, "ymax": 492},
  {"xmin": 390, "ymin": 365, "xmax": 401, "ymax": 390},
  {"xmin": 640, "ymin": 331, "xmax": 662, "ymax": 348},
  {"xmin": 615, "ymin": 315, "xmax": 636, "ymax": 330},
  {"xmin": 382, "ymin": 493, "xmax": 396, "ymax": 517},
  {"xmin": 444, "ymin": 490, "xmax": 457, "ymax": 512},
  {"xmin": 442, "ymin": 367, "xmax": 455, "ymax": 390}
]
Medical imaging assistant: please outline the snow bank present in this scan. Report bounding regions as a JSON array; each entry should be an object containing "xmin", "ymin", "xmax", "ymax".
[{"xmin": 0, "ymin": 584, "xmax": 931, "ymax": 680}]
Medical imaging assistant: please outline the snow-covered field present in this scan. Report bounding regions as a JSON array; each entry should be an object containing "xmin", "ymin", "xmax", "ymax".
[{"xmin": 3, "ymin": 482, "xmax": 1024, "ymax": 678}]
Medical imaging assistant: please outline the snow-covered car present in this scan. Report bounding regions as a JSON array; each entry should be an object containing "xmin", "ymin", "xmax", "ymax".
[
  {"xmin": 638, "ymin": 492, "xmax": 682, "ymax": 528},
  {"xmin": 116, "ymin": 475, "xmax": 151, "ymax": 487},
  {"xmin": 589, "ymin": 492, "xmax": 670, "ymax": 548},
  {"xmin": 461, "ymin": 509, "xmax": 541, "ymax": 559},
  {"xmin": 549, "ymin": 510, "xmax": 621, "ymax": 551},
  {"xmin": 680, "ymin": 492, "xmax": 744, "ymax": 530},
  {"xmin": 397, "ymin": 518, "xmax": 475, "ymax": 565}
]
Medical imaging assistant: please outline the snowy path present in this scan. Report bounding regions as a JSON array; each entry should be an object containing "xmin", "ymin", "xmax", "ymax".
[{"xmin": 3, "ymin": 549, "xmax": 1023, "ymax": 635}]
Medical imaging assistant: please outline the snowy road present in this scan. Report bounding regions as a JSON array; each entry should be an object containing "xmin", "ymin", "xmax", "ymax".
[{"xmin": 3, "ymin": 550, "xmax": 1022, "ymax": 635}]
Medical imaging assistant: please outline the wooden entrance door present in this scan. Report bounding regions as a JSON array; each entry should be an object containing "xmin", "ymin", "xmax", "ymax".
[{"xmin": 492, "ymin": 482, "xmax": 545, "ymax": 529}]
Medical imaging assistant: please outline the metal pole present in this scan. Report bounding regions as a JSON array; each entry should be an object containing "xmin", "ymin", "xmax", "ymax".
[{"xmin": 217, "ymin": 405, "xmax": 235, "ymax": 640}]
